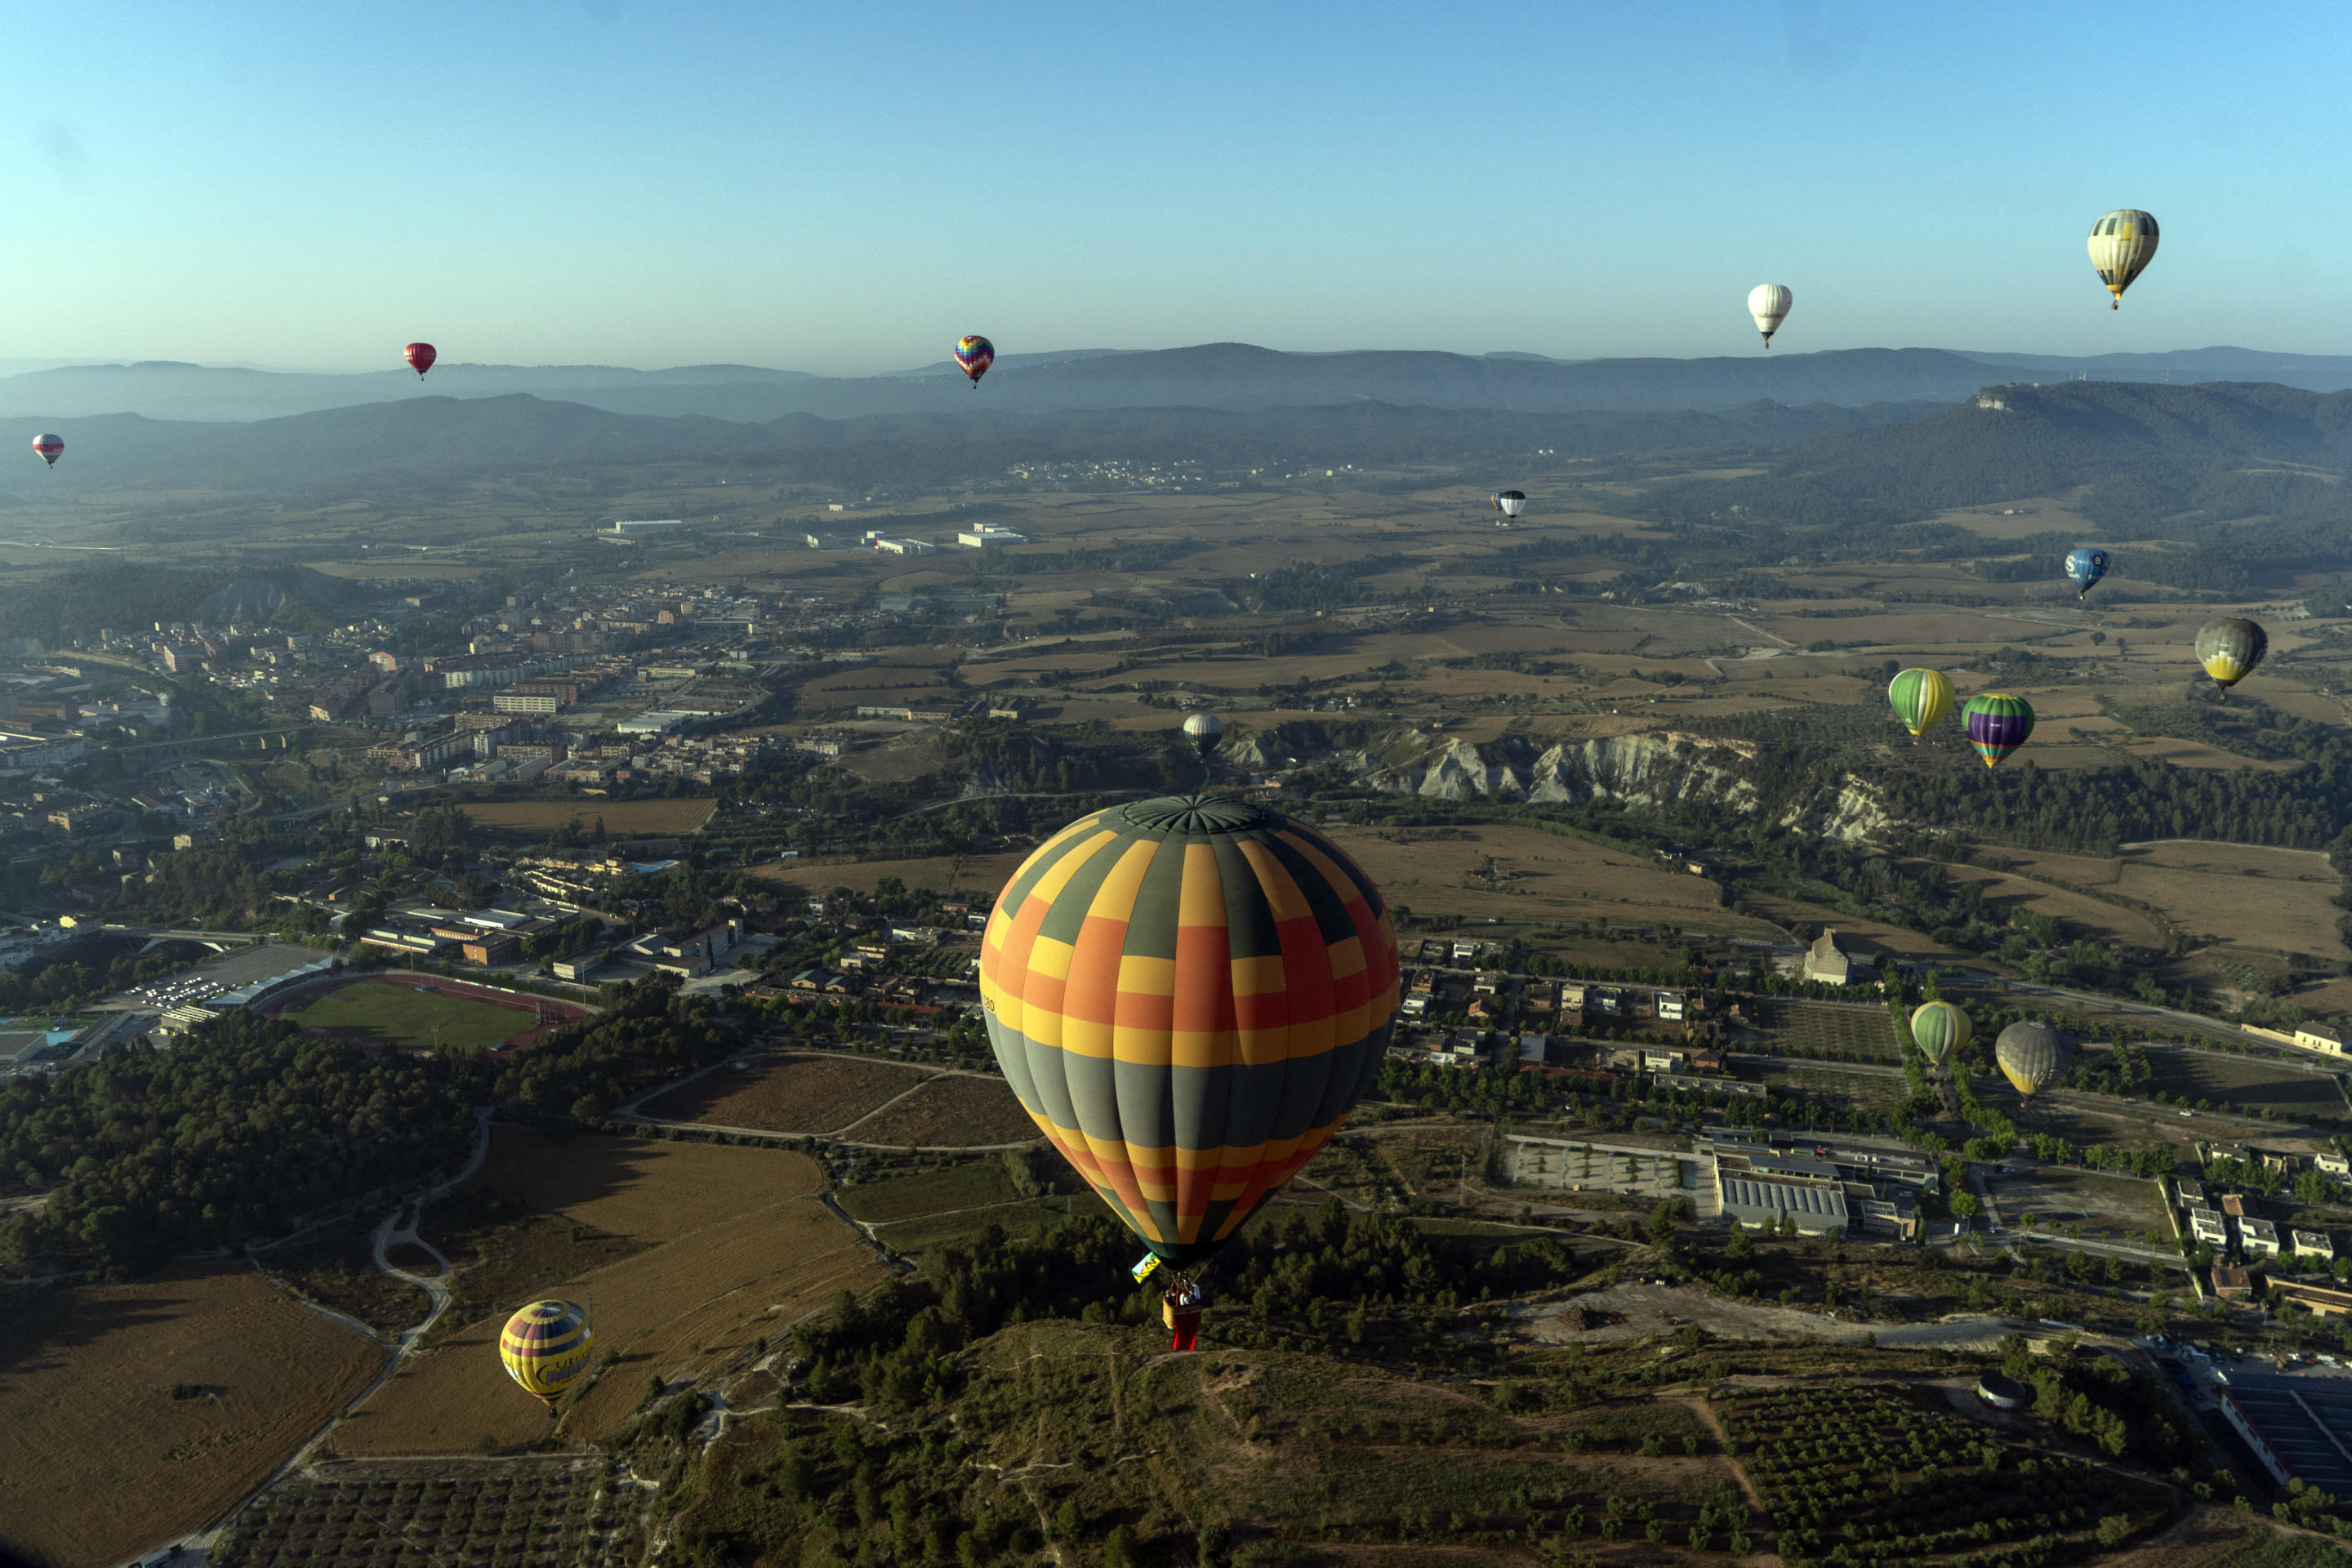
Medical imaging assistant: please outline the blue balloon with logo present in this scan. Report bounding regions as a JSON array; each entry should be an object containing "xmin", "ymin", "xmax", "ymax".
[{"xmin": 2064, "ymin": 546, "xmax": 2109, "ymax": 598}]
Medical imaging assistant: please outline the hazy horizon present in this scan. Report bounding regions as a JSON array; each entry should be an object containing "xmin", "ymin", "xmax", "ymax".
[{"xmin": 9, "ymin": 6, "xmax": 2352, "ymax": 374}]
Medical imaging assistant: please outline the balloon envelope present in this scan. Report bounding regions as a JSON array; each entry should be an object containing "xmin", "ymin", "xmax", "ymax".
[
  {"xmin": 404, "ymin": 342, "xmax": 436, "ymax": 377},
  {"xmin": 1994, "ymin": 1021, "xmax": 2071, "ymax": 1100},
  {"xmin": 2194, "ymin": 617, "xmax": 2267, "ymax": 690},
  {"xmin": 2087, "ymin": 210, "xmax": 2158, "ymax": 307},
  {"xmin": 1886, "ymin": 668, "xmax": 1954, "ymax": 738},
  {"xmin": 979, "ymin": 795, "xmax": 1401, "ymax": 1268},
  {"xmin": 954, "ymin": 335, "xmax": 995, "ymax": 385},
  {"xmin": 499, "ymin": 1299, "xmax": 593, "ymax": 1409},
  {"xmin": 1909, "ymin": 1000, "xmax": 1971, "ymax": 1066},
  {"xmin": 1182, "ymin": 711, "xmax": 1225, "ymax": 759},
  {"xmin": 1494, "ymin": 489, "xmax": 1527, "ymax": 518},
  {"xmin": 2064, "ymin": 547, "xmax": 2109, "ymax": 596},
  {"xmin": 1962, "ymin": 693, "xmax": 2034, "ymax": 769},
  {"xmin": 30, "ymin": 434, "xmax": 61, "ymax": 467},
  {"xmin": 1747, "ymin": 283, "xmax": 1793, "ymax": 345}
]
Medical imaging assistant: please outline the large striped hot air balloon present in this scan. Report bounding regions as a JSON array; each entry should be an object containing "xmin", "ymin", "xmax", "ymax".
[
  {"xmin": 1962, "ymin": 693, "xmax": 2035, "ymax": 770},
  {"xmin": 1994, "ymin": 1021, "xmax": 2071, "ymax": 1102},
  {"xmin": 1909, "ymin": 1000, "xmax": 1971, "ymax": 1067},
  {"xmin": 30, "ymin": 434, "xmax": 60, "ymax": 468},
  {"xmin": 1886, "ymin": 668, "xmax": 1953, "ymax": 741},
  {"xmin": 2194, "ymin": 617, "xmax": 2267, "ymax": 697},
  {"xmin": 2087, "ymin": 210, "xmax": 2158, "ymax": 309},
  {"xmin": 499, "ymin": 1300, "xmax": 594, "ymax": 1414},
  {"xmin": 978, "ymin": 795, "xmax": 1401, "ymax": 1281}
]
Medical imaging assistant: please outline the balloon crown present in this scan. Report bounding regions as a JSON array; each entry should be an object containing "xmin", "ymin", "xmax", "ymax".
[{"xmin": 1118, "ymin": 795, "xmax": 1272, "ymax": 834}]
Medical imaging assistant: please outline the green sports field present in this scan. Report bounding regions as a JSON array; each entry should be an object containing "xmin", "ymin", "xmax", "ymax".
[{"xmin": 284, "ymin": 982, "xmax": 527, "ymax": 1053}]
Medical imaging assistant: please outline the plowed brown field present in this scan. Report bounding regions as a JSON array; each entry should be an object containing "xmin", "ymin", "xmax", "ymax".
[
  {"xmin": 640, "ymin": 1053, "xmax": 931, "ymax": 1135},
  {"xmin": 338, "ymin": 1133, "xmax": 883, "ymax": 1454},
  {"xmin": 846, "ymin": 1074, "xmax": 1039, "ymax": 1147},
  {"xmin": 0, "ymin": 1263, "xmax": 381, "ymax": 1568},
  {"xmin": 461, "ymin": 798, "xmax": 716, "ymax": 834}
]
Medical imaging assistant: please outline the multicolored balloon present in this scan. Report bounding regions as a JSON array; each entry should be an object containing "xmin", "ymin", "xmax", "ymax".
[
  {"xmin": 978, "ymin": 795, "xmax": 1401, "ymax": 1271},
  {"xmin": 1886, "ymin": 668, "xmax": 1954, "ymax": 740},
  {"xmin": 2064, "ymin": 546, "xmax": 2109, "ymax": 598},
  {"xmin": 1909, "ymin": 1000, "xmax": 1971, "ymax": 1067},
  {"xmin": 954, "ymin": 335, "xmax": 995, "ymax": 388},
  {"xmin": 1962, "ymin": 693, "xmax": 2035, "ymax": 770},
  {"xmin": 404, "ymin": 342, "xmax": 437, "ymax": 378},
  {"xmin": 499, "ymin": 1299, "xmax": 593, "ymax": 1414},
  {"xmin": 30, "ymin": 434, "xmax": 61, "ymax": 468},
  {"xmin": 2194, "ymin": 617, "xmax": 2267, "ymax": 697}
]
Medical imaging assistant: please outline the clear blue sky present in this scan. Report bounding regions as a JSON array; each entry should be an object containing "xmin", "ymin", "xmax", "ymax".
[{"xmin": 11, "ymin": 2, "xmax": 2351, "ymax": 373}]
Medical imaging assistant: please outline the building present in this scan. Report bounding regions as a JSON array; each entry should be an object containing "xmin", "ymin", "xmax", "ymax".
[
  {"xmin": 2240, "ymin": 1216, "xmax": 2283, "ymax": 1257},
  {"xmin": 956, "ymin": 525, "xmax": 1027, "ymax": 549},
  {"xmin": 2294, "ymin": 1024, "xmax": 2345, "ymax": 1055},
  {"xmin": 2174, "ymin": 1177, "xmax": 2208, "ymax": 1207},
  {"xmin": 2189, "ymin": 1208, "xmax": 2230, "ymax": 1249},
  {"xmin": 1710, "ymin": 1137, "xmax": 1930, "ymax": 1240},
  {"xmin": 2211, "ymin": 1263, "xmax": 2254, "ymax": 1299},
  {"xmin": 2319, "ymin": 1152, "xmax": 2351, "ymax": 1178},
  {"xmin": 2270, "ymin": 1279, "xmax": 2352, "ymax": 1317},
  {"xmin": 608, "ymin": 519, "xmax": 687, "ymax": 534},
  {"xmin": 2293, "ymin": 1231, "xmax": 2336, "ymax": 1262},
  {"xmin": 550, "ymin": 951, "xmax": 606, "ymax": 982},
  {"xmin": 493, "ymin": 693, "xmax": 562, "ymax": 715},
  {"xmin": 871, "ymin": 537, "xmax": 935, "ymax": 555},
  {"xmin": 2216, "ymin": 1370, "xmax": 2352, "ymax": 1499},
  {"xmin": 1802, "ymin": 929, "xmax": 1877, "ymax": 986},
  {"xmin": 460, "ymin": 934, "xmax": 522, "ymax": 966}
]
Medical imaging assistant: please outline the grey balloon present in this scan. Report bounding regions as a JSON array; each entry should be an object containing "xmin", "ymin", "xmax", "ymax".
[{"xmin": 1994, "ymin": 1021, "xmax": 2072, "ymax": 1101}]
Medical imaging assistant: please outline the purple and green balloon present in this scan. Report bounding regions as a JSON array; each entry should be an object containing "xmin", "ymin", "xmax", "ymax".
[{"xmin": 1962, "ymin": 693, "xmax": 2035, "ymax": 769}]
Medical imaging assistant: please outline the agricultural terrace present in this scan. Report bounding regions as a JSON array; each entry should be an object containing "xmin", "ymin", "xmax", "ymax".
[
  {"xmin": 270, "ymin": 974, "xmax": 586, "ymax": 1054},
  {"xmin": 746, "ymin": 849, "xmax": 1026, "ymax": 902},
  {"xmin": 0, "ymin": 1263, "xmax": 381, "ymax": 1568},
  {"xmin": 339, "ymin": 1129, "xmax": 886, "ymax": 1453},
  {"xmin": 460, "ymin": 797, "xmax": 717, "ymax": 835},
  {"xmin": 1725, "ymin": 1382, "xmax": 2176, "ymax": 1566},
  {"xmin": 638, "ymin": 1052, "xmax": 931, "ymax": 1134},
  {"xmin": 1999, "ymin": 840, "xmax": 2350, "ymax": 961},
  {"xmin": 211, "ymin": 1456, "xmax": 623, "ymax": 1568}
]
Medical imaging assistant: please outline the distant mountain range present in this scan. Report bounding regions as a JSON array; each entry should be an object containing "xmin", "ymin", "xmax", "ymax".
[{"xmin": 7, "ymin": 343, "xmax": 2352, "ymax": 425}]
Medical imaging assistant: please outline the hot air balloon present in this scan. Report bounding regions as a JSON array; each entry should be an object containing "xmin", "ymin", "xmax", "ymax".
[
  {"xmin": 30, "ymin": 434, "xmax": 61, "ymax": 468},
  {"xmin": 1181, "ymin": 710, "xmax": 1225, "ymax": 760},
  {"xmin": 978, "ymin": 795, "xmax": 1401, "ymax": 1321},
  {"xmin": 954, "ymin": 335, "xmax": 994, "ymax": 388},
  {"xmin": 2194, "ymin": 617, "xmax": 2267, "ymax": 697},
  {"xmin": 1748, "ymin": 284, "xmax": 1793, "ymax": 347},
  {"xmin": 1909, "ymin": 1000, "xmax": 1971, "ymax": 1067},
  {"xmin": 1962, "ymin": 693, "xmax": 2035, "ymax": 770},
  {"xmin": 1886, "ymin": 668, "xmax": 1954, "ymax": 741},
  {"xmin": 1994, "ymin": 1021, "xmax": 2071, "ymax": 1102},
  {"xmin": 2088, "ymin": 210, "xmax": 2158, "ymax": 309},
  {"xmin": 1494, "ymin": 489, "xmax": 1527, "ymax": 519},
  {"xmin": 499, "ymin": 1299, "xmax": 593, "ymax": 1414},
  {"xmin": 2064, "ymin": 546, "xmax": 2109, "ymax": 598},
  {"xmin": 403, "ymin": 342, "xmax": 436, "ymax": 378}
]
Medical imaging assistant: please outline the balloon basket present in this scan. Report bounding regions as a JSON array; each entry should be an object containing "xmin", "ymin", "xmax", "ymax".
[{"xmin": 1163, "ymin": 1281, "xmax": 1205, "ymax": 1352}]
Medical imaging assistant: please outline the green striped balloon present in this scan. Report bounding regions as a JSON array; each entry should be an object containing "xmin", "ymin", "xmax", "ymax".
[
  {"xmin": 1886, "ymin": 667, "xmax": 1954, "ymax": 738},
  {"xmin": 1909, "ymin": 1000, "xmax": 1971, "ymax": 1066}
]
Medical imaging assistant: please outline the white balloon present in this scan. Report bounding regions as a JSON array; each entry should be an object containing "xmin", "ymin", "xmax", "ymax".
[
  {"xmin": 2087, "ymin": 209, "xmax": 2158, "ymax": 309},
  {"xmin": 1747, "ymin": 284, "xmax": 1793, "ymax": 347}
]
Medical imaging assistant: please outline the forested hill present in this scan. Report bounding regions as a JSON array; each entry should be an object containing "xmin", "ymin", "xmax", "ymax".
[{"xmin": 1640, "ymin": 380, "xmax": 2352, "ymax": 592}]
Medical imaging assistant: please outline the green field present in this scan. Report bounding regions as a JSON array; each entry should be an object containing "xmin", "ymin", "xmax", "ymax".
[
  {"xmin": 2147, "ymin": 1049, "xmax": 2350, "ymax": 1125},
  {"xmin": 286, "ymin": 982, "xmax": 527, "ymax": 1053},
  {"xmin": 837, "ymin": 1160, "xmax": 1023, "ymax": 1225}
]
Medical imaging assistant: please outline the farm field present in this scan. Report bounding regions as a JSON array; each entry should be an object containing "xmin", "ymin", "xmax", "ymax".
[
  {"xmin": 282, "ymin": 977, "xmax": 538, "ymax": 1053},
  {"xmin": 836, "ymin": 1159, "xmax": 1025, "ymax": 1224},
  {"xmin": 0, "ymin": 1263, "xmax": 381, "ymax": 1568},
  {"xmin": 747, "ymin": 849, "xmax": 1025, "ymax": 902},
  {"xmin": 212, "ymin": 1455, "xmax": 618, "ymax": 1568},
  {"xmin": 1989, "ymin": 1165, "xmax": 2174, "ymax": 1238},
  {"xmin": 1314, "ymin": 820, "xmax": 1771, "ymax": 937},
  {"xmin": 844, "ymin": 1073, "xmax": 1039, "ymax": 1147},
  {"xmin": 1764, "ymin": 1000, "xmax": 1901, "ymax": 1062},
  {"xmin": 2115, "ymin": 840, "xmax": 2350, "ymax": 960},
  {"xmin": 342, "ymin": 1133, "xmax": 884, "ymax": 1453},
  {"xmin": 2145, "ymin": 1048, "xmax": 2350, "ymax": 1126},
  {"xmin": 639, "ymin": 1052, "xmax": 933, "ymax": 1134},
  {"xmin": 461, "ymin": 797, "xmax": 717, "ymax": 835}
]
